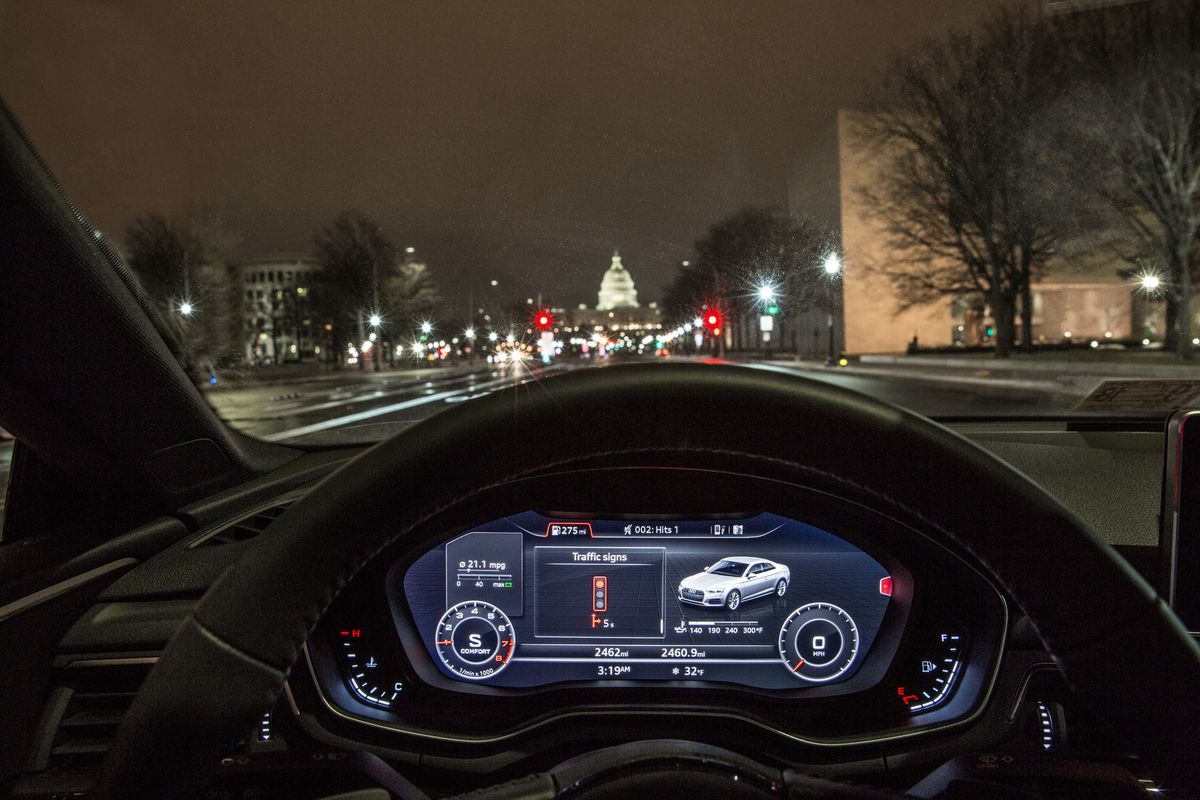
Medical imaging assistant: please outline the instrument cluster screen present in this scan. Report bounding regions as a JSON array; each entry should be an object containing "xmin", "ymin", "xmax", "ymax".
[{"xmin": 402, "ymin": 512, "xmax": 894, "ymax": 689}]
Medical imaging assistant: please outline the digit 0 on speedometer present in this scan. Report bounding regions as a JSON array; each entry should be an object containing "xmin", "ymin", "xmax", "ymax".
[
  {"xmin": 434, "ymin": 600, "xmax": 515, "ymax": 680},
  {"xmin": 778, "ymin": 602, "xmax": 859, "ymax": 683}
]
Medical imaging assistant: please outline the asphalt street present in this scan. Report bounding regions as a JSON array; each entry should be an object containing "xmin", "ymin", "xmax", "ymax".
[
  {"xmin": 0, "ymin": 359, "xmax": 1100, "ymax": 528},
  {"xmin": 201, "ymin": 357, "xmax": 1086, "ymax": 447}
]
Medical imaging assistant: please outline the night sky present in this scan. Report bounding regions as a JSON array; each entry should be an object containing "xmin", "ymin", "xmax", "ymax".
[{"xmin": 1, "ymin": 1, "xmax": 1007, "ymax": 310}]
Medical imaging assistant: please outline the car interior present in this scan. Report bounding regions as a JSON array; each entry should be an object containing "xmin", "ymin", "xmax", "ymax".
[{"xmin": 3, "ymin": 24, "xmax": 1200, "ymax": 800}]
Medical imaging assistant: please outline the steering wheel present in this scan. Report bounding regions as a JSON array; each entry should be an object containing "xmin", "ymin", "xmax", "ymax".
[{"xmin": 99, "ymin": 363, "xmax": 1200, "ymax": 798}]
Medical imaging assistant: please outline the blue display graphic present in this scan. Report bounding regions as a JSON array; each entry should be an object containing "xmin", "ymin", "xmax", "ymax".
[{"xmin": 403, "ymin": 512, "xmax": 893, "ymax": 689}]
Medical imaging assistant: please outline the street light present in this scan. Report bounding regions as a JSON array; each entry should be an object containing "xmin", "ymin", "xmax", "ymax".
[
  {"xmin": 1140, "ymin": 273, "xmax": 1162, "ymax": 291},
  {"xmin": 757, "ymin": 284, "xmax": 776, "ymax": 302},
  {"xmin": 487, "ymin": 331, "xmax": 498, "ymax": 342},
  {"xmin": 420, "ymin": 321, "xmax": 433, "ymax": 335},
  {"xmin": 368, "ymin": 313, "xmax": 382, "ymax": 328},
  {"xmin": 823, "ymin": 252, "xmax": 842, "ymax": 365},
  {"xmin": 464, "ymin": 327, "xmax": 476, "ymax": 340},
  {"xmin": 179, "ymin": 301, "xmax": 194, "ymax": 317}
]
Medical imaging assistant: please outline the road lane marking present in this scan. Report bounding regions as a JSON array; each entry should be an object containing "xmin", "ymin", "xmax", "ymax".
[
  {"xmin": 263, "ymin": 370, "xmax": 493, "ymax": 416},
  {"xmin": 262, "ymin": 365, "xmax": 569, "ymax": 441}
]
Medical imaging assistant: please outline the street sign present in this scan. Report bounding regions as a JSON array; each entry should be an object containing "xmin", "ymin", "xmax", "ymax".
[{"xmin": 759, "ymin": 315, "xmax": 774, "ymax": 332}]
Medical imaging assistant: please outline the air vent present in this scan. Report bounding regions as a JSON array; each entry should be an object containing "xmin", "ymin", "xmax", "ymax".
[
  {"xmin": 193, "ymin": 500, "xmax": 296, "ymax": 547},
  {"xmin": 32, "ymin": 659, "xmax": 155, "ymax": 770}
]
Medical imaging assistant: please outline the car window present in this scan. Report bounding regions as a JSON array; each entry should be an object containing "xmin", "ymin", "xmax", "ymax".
[
  {"xmin": 3, "ymin": 2, "xmax": 1199, "ymax": 448},
  {"xmin": 708, "ymin": 561, "xmax": 746, "ymax": 577}
]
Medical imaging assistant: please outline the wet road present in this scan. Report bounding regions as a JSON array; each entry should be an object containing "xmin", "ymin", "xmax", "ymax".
[
  {"xmin": 0, "ymin": 359, "xmax": 1081, "ymax": 527},
  {"xmin": 201, "ymin": 357, "xmax": 1080, "ymax": 447},
  {"xmin": 203, "ymin": 361, "xmax": 583, "ymax": 444}
]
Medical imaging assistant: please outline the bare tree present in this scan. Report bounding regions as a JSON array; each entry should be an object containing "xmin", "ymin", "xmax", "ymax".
[
  {"xmin": 312, "ymin": 213, "xmax": 441, "ymax": 368},
  {"xmin": 857, "ymin": 8, "xmax": 1059, "ymax": 357},
  {"xmin": 663, "ymin": 206, "xmax": 829, "ymax": 353},
  {"xmin": 312, "ymin": 212, "xmax": 397, "ymax": 369},
  {"xmin": 387, "ymin": 259, "xmax": 441, "ymax": 328},
  {"xmin": 124, "ymin": 212, "xmax": 239, "ymax": 370},
  {"xmin": 1048, "ymin": 1, "xmax": 1200, "ymax": 357}
]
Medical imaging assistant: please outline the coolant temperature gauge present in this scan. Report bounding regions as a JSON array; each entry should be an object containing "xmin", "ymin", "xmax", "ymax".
[
  {"xmin": 337, "ymin": 628, "xmax": 404, "ymax": 708},
  {"xmin": 895, "ymin": 630, "xmax": 966, "ymax": 713}
]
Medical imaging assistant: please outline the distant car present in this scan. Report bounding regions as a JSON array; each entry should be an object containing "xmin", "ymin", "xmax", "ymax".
[{"xmin": 677, "ymin": 557, "xmax": 790, "ymax": 610}]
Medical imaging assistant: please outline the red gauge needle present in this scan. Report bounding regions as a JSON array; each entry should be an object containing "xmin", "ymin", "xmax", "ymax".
[
  {"xmin": 436, "ymin": 640, "xmax": 453, "ymax": 645},
  {"xmin": 792, "ymin": 658, "xmax": 805, "ymax": 672}
]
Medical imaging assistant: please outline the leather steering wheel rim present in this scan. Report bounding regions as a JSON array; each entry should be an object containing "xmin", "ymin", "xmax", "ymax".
[{"xmin": 100, "ymin": 363, "xmax": 1200, "ymax": 797}]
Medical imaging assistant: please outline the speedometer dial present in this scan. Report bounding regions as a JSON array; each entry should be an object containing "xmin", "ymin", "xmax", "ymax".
[
  {"xmin": 778, "ymin": 602, "xmax": 859, "ymax": 683},
  {"xmin": 434, "ymin": 600, "xmax": 516, "ymax": 680}
]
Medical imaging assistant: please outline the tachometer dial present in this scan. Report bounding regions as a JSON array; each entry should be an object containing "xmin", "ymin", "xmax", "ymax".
[
  {"xmin": 778, "ymin": 602, "xmax": 859, "ymax": 683},
  {"xmin": 336, "ymin": 628, "xmax": 404, "ymax": 707},
  {"xmin": 435, "ymin": 600, "xmax": 516, "ymax": 680}
]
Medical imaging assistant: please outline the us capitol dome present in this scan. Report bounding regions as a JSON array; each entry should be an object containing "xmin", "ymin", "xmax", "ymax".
[{"xmin": 596, "ymin": 250, "xmax": 640, "ymax": 310}]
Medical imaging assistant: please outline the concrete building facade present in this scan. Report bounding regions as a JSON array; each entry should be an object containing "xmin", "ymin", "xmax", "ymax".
[
  {"xmin": 237, "ymin": 256, "xmax": 323, "ymax": 364},
  {"xmin": 790, "ymin": 109, "xmax": 1154, "ymax": 354}
]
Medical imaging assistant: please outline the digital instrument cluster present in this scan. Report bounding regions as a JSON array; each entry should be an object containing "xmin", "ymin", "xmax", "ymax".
[
  {"xmin": 313, "ymin": 499, "xmax": 1004, "ymax": 746},
  {"xmin": 399, "ymin": 512, "xmax": 899, "ymax": 690}
]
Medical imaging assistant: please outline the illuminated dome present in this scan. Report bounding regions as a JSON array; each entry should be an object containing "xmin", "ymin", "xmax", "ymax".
[{"xmin": 596, "ymin": 250, "xmax": 640, "ymax": 310}]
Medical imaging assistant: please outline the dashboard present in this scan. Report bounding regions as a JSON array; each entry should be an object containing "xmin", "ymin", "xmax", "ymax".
[
  {"xmin": 402, "ymin": 512, "xmax": 893, "ymax": 688},
  {"xmin": 13, "ymin": 421, "xmax": 1175, "ymax": 798},
  {"xmin": 302, "ymin": 470, "xmax": 1008, "ymax": 752}
]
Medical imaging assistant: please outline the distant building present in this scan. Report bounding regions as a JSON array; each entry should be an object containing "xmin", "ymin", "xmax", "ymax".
[
  {"xmin": 236, "ymin": 256, "xmax": 323, "ymax": 363},
  {"xmin": 596, "ymin": 251, "xmax": 640, "ymax": 310},
  {"xmin": 790, "ymin": 109, "xmax": 1153, "ymax": 354},
  {"xmin": 562, "ymin": 251, "xmax": 661, "ymax": 333}
]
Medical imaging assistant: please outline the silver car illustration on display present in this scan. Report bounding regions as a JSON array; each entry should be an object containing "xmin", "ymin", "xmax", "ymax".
[{"xmin": 677, "ymin": 557, "xmax": 790, "ymax": 610}]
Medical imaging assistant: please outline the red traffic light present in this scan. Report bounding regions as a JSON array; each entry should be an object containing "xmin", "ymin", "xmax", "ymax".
[
  {"xmin": 535, "ymin": 310, "xmax": 554, "ymax": 329},
  {"xmin": 703, "ymin": 310, "xmax": 723, "ymax": 332}
]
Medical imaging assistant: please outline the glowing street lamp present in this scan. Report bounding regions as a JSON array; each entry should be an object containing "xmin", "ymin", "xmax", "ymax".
[
  {"xmin": 464, "ymin": 327, "xmax": 476, "ymax": 340},
  {"xmin": 419, "ymin": 321, "xmax": 433, "ymax": 335},
  {"xmin": 757, "ymin": 284, "xmax": 776, "ymax": 302},
  {"xmin": 1140, "ymin": 274, "xmax": 1162, "ymax": 291},
  {"xmin": 487, "ymin": 331, "xmax": 498, "ymax": 342},
  {"xmin": 822, "ymin": 253, "xmax": 842, "ymax": 366},
  {"xmin": 368, "ymin": 313, "xmax": 382, "ymax": 328},
  {"xmin": 178, "ymin": 300, "xmax": 194, "ymax": 317}
]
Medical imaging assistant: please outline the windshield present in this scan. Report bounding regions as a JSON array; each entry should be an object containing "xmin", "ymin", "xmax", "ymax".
[
  {"xmin": 3, "ymin": 2, "xmax": 1199, "ymax": 446},
  {"xmin": 707, "ymin": 561, "xmax": 747, "ymax": 578}
]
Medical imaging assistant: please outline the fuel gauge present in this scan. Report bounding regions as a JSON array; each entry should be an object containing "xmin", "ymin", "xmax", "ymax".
[
  {"xmin": 895, "ymin": 630, "xmax": 966, "ymax": 713},
  {"xmin": 336, "ymin": 627, "xmax": 404, "ymax": 708}
]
